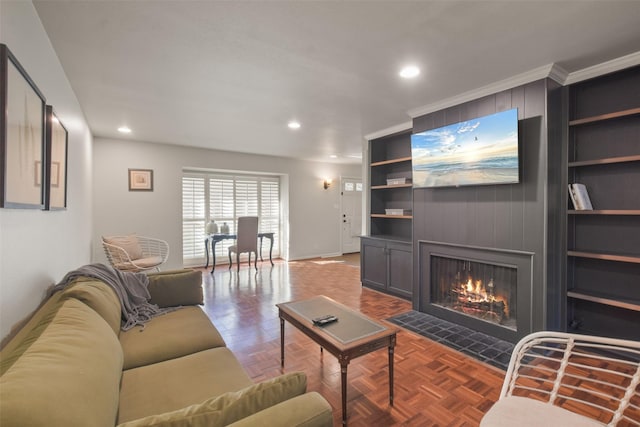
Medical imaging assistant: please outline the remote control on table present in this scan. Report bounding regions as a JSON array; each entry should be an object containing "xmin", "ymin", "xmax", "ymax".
[{"xmin": 312, "ymin": 314, "xmax": 338, "ymax": 326}]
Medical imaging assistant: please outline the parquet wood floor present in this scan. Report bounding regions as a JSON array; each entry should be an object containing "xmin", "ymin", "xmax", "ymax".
[{"xmin": 198, "ymin": 258, "xmax": 505, "ymax": 426}]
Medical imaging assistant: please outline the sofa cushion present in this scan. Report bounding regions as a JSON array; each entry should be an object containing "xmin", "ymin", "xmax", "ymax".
[
  {"xmin": 227, "ymin": 392, "xmax": 333, "ymax": 427},
  {"xmin": 117, "ymin": 372, "xmax": 308, "ymax": 427},
  {"xmin": 147, "ymin": 269, "xmax": 203, "ymax": 307},
  {"xmin": 104, "ymin": 234, "xmax": 143, "ymax": 260},
  {"xmin": 59, "ymin": 278, "xmax": 122, "ymax": 334},
  {"xmin": 0, "ymin": 299, "xmax": 123, "ymax": 427},
  {"xmin": 118, "ymin": 347, "xmax": 254, "ymax": 423},
  {"xmin": 120, "ymin": 306, "xmax": 226, "ymax": 370}
]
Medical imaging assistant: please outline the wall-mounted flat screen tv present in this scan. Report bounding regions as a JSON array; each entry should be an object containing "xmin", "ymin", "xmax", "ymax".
[{"xmin": 411, "ymin": 108, "xmax": 519, "ymax": 188}]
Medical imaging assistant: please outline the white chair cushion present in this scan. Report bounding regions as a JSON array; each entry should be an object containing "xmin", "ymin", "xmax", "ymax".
[
  {"xmin": 481, "ymin": 396, "xmax": 605, "ymax": 427},
  {"xmin": 132, "ymin": 256, "xmax": 163, "ymax": 268},
  {"xmin": 114, "ymin": 256, "xmax": 163, "ymax": 271}
]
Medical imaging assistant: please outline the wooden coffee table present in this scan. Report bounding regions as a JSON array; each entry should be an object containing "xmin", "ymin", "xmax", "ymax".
[{"xmin": 277, "ymin": 295, "xmax": 397, "ymax": 425}]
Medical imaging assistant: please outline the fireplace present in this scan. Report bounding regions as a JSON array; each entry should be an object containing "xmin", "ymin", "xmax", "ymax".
[
  {"xmin": 419, "ymin": 241, "xmax": 534, "ymax": 342},
  {"xmin": 431, "ymin": 256, "xmax": 517, "ymax": 330}
]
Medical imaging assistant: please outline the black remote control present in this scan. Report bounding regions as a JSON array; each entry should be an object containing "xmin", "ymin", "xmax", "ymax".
[{"xmin": 312, "ymin": 314, "xmax": 338, "ymax": 326}]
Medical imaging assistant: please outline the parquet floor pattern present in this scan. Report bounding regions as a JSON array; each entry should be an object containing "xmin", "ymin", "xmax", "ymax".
[{"xmin": 199, "ymin": 258, "xmax": 506, "ymax": 426}]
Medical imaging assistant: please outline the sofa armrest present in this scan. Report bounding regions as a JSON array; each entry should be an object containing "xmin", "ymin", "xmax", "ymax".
[
  {"xmin": 146, "ymin": 269, "xmax": 203, "ymax": 307},
  {"xmin": 227, "ymin": 392, "xmax": 333, "ymax": 427}
]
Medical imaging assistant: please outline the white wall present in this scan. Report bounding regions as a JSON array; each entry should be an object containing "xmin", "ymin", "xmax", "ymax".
[
  {"xmin": 0, "ymin": 2, "xmax": 93, "ymax": 341},
  {"xmin": 92, "ymin": 138, "xmax": 361, "ymax": 269}
]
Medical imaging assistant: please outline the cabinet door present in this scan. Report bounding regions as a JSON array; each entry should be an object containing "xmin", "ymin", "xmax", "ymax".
[
  {"xmin": 361, "ymin": 239, "xmax": 387, "ymax": 291},
  {"xmin": 388, "ymin": 242, "xmax": 412, "ymax": 298}
]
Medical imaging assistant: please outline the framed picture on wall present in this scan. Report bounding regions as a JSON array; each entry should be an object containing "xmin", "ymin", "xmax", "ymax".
[
  {"xmin": 45, "ymin": 105, "xmax": 68, "ymax": 210},
  {"xmin": 0, "ymin": 43, "xmax": 47, "ymax": 209},
  {"xmin": 128, "ymin": 168, "xmax": 153, "ymax": 191}
]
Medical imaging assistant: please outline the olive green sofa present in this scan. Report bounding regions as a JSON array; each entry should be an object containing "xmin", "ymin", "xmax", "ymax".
[{"xmin": 0, "ymin": 269, "xmax": 332, "ymax": 427}]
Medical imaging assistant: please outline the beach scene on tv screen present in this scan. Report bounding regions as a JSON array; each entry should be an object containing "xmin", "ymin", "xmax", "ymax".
[{"xmin": 411, "ymin": 108, "xmax": 519, "ymax": 188}]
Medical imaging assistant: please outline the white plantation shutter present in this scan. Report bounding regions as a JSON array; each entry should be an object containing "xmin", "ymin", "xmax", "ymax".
[
  {"xmin": 182, "ymin": 175, "xmax": 206, "ymax": 261},
  {"xmin": 208, "ymin": 176, "xmax": 235, "ymax": 256},
  {"xmin": 235, "ymin": 179, "xmax": 259, "ymax": 217},
  {"xmin": 209, "ymin": 177, "xmax": 234, "ymax": 220},
  {"xmin": 182, "ymin": 172, "xmax": 281, "ymax": 266},
  {"xmin": 260, "ymin": 178, "xmax": 280, "ymax": 255}
]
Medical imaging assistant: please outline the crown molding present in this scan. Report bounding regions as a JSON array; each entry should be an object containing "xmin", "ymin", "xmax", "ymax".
[
  {"xmin": 364, "ymin": 121, "xmax": 412, "ymax": 141},
  {"xmin": 366, "ymin": 53, "xmax": 639, "ymax": 138},
  {"xmin": 564, "ymin": 51, "xmax": 640, "ymax": 85},
  {"xmin": 407, "ymin": 63, "xmax": 562, "ymax": 118},
  {"xmin": 548, "ymin": 63, "xmax": 569, "ymax": 85}
]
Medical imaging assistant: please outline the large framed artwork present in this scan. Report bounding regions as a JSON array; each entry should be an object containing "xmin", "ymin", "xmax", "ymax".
[
  {"xmin": 45, "ymin": 105, "xmax": 68, "ymax": 210},
  {"xmin": 0, "ymin": 44, "xmax": 47, "ymax": 209}
]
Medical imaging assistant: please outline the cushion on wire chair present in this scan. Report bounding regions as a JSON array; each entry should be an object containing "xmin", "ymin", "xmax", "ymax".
[
  {"xmin": 480, "ymin": 396, "xmax": 604, "ymax": 427},
  {"xmin": 103, "ymin": 235, "xmax": 143, "ymax": 260},
  {"xmin": 102, "ymin": 234, "xmax": 169, "ymax": 273},
  {"xmin": 114, "ymin": 256, "xmax": 164, "ymax": 271}
]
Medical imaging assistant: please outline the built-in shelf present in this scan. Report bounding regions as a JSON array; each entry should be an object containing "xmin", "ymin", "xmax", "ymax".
[
  {"xmin": 371, "ymin": 214, "xmax": 413, "ymax": 219},
  {"xmin": 568, "ymin": 250, "xmax": 640, "ymax": 264},
  {"xmin": 366, "ymin": 130, "xmax": 413, "ymax": 299},
  {"xmin": 568, "ymin": 154, "xmax": 640, "ymax": 168},
  {"xmin": 568, "ymin": 107, "xmax": 640, "ymax": 126},
  {"xmin": 566, "ymin": 66, "xmax": 640, "ymax": 341},
  {"xmin": 567, "ymin": 291, "xmax": 640, "ymax": 312},
  {"xmin": 568, "ymin": 210, "xmax": 640, "ymax": 215},
  {"xmin": 371, "ymin": 183, "xmax": 412, "ymax": 190},
  {"xmin": 370, "ymin": 156, "xmax": 412, "ymax": 167}
]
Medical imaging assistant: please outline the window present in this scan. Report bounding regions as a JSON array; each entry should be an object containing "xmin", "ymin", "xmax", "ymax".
[
  {"xmin": 182, "ymin": 172, "xmax": 281, "ymax": 266},
  {"xmin": 342, "ymin": 179, "xmax": 362, "ymax": 192}
]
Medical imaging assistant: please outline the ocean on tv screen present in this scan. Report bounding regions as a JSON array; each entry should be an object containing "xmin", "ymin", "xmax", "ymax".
[{"xmin": 411, "ymin": 108, "xmax": 519, "ymax": 188}]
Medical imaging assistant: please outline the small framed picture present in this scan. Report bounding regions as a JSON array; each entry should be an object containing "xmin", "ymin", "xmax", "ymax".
[{"xmin": 128, "ymin": 169, "xmax": 153, "ymax": 191}]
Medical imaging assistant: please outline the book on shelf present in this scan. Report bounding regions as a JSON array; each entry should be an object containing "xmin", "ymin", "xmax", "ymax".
[{"xmin": 568, "ymin": 183, "xmax": 593, "ymax": 210}]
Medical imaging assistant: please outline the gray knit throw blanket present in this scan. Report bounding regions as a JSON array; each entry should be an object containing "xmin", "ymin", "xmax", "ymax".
[{"xmin": 53, "ymin": 263, "xmax": 177, "ymax": 331}]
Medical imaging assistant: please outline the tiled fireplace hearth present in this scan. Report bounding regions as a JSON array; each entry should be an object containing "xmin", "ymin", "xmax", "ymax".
[{"xmin": 419, "ymin": 241, "xmax": 534, "ymax": 342}]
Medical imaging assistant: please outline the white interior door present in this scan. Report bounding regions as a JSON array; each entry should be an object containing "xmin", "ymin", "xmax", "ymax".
[{"xmin": 340, "ymin": 177, "xmax": 363, "ymax": 254}]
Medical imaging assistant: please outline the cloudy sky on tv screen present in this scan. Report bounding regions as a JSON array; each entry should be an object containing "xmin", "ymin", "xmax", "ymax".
[{"xmin": 411, "ymin": 108, "xmax": 519, "ymax": 188}]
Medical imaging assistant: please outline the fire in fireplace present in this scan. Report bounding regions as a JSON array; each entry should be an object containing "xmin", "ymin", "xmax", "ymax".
[{"xmin": 431, "ymin": 256, "xmax": 517, "ymax": 330}]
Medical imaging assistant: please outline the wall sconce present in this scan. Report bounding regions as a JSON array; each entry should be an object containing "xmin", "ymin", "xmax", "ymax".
[{"xmin": 323, "ymin": 179, "xmax": 332, "ymax": 190}]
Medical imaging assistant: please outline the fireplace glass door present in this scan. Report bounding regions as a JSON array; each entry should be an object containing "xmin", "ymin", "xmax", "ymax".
[{"xmin": 431, "ymin": 256, "xmax": 517, "ymax": 330}]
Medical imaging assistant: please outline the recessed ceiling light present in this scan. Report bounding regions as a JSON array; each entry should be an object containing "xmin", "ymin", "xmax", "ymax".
[
  {"xmin": 399, "ymin": 65, "xmax": 420, "ymax": 79},
  {"xmin": 118, "ymin": 126, "xmax": 132, "ymax": 134},
  {"xmin": 329, "ymin": 154, "xmax": 338, "ymax": 159},
  {"xmin": 287, "ymin": 121, "xmax": 301, "ymax": 129}
]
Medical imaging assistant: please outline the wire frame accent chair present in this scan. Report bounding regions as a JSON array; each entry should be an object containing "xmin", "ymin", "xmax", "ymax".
[
  {"xmin": 228, "ymin": 216, "xmax": 258, "ymax": 271},
  {"xmin": 102, "ymin": 235, "xmax": 169, "ymax": 273},
  {"xmin": 481, "ymin": 331, "xmax": 640, "ymax": 427}
]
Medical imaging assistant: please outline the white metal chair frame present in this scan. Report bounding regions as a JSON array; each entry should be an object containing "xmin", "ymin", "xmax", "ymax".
[
  {"xmin": 102, "ymin": 235, "xmax": 169, "ymax": 273},
  {"xmin": 481, "ymin": 331, "xmax": 640, "ymax": 426}
]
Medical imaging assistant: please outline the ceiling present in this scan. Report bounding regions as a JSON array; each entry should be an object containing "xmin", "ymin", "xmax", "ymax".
[{"xmin": 33, "ymin": 1, "xmax": 640, "ymax": 164}]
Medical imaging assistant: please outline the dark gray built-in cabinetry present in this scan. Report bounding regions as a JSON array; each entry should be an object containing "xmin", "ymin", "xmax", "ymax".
[
  {"xmin": 361, "ymin": 236, "xmax": 412, "ymax": 299},
  {"xmin": 566, "ymin": 66, "xmax": 640, "ymax": 341},
  {"xmin": 361, "ymin": 130, "xmax": 413, "ymax": 299}
]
